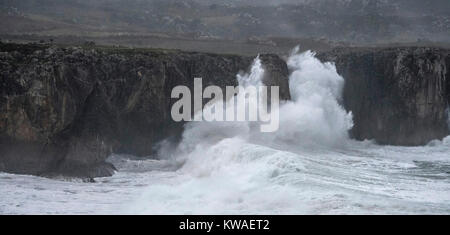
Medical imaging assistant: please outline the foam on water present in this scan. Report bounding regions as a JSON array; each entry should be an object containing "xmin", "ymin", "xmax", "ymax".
[
  {"xmin": 125, "ymin": 49, "xmax": 449, "ymax": 214},
  {"xmin": 0, "ymin": 49, "xmax": 449, "ymax": 215}
]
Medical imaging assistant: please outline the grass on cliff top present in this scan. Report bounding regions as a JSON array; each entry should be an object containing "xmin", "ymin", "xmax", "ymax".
[
  {"xmin": 0, "ymin": 40, "xmax": 247, "ymax": 58},
  {"xmin": 81, "ymin": 44, "xmax": 247, "ymax": 59},
  {"xmin": 0, "ymin": 40, "xmax": 179, "ymax": 54},
  {"xmin": 0, "ymin": 41, "xmax": 49, "ymax": 53},
  {"xmin": 83, "ymin": 44, "xmax": 181, "ymax": 55}
]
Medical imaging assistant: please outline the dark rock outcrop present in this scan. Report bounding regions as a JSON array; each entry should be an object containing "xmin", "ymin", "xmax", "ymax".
[
  {"xmin": 320, "ymin": 47, "xmax": 450, "ymax": 145},
  {"xmin": 2, "ymin": 42, "xmax": 449, "ymax": 178},
  {"xmin": 0, "ymin": 42, "xmax": 290, "ymax": 178},
  {"xmin": 259, "ymin": 54, "xmax": 291, "ymax": 101}
]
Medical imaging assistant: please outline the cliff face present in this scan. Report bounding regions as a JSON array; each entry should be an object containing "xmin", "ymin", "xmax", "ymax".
[
  {"xmin": 1, "ymin": 42, "xmax": 449, "ymax": 178},
  {"xmin": 320, "ymin": 47, "xmax": 450, "ymax": 145},
  {"xmin": 0, "ymin": 43, "xmax": 290, "ymax": 178}
]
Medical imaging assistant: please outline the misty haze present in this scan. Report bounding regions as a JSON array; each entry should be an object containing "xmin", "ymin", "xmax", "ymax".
[{"xmin": 0, "ymin": 0, "xmax": 450, "ymax": 216}]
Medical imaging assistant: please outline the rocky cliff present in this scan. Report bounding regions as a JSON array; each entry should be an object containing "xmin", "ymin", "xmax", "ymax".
[
  {"xmin": 0, "ymin": 42, "xmax": 290, "ymax": 178},
  {"xmin": 1, "ymin": 42, "xmax": 449, "ymax": 178},
  {"xmin": 320, "ymin": 47, "xmax": 450, "ymax": 145}
]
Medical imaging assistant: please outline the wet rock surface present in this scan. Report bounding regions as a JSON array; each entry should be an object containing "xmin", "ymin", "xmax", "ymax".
[
  {"xmin": 1, "ymin": 42, "xmax": 449, "ymax": 178},
  {"xmin": 319, "ymin": 47, "xmax": 450, "ymax": 145},
  {"xmin": 0, "ymin": 42, "xmax": 289, "ymax": 178}
]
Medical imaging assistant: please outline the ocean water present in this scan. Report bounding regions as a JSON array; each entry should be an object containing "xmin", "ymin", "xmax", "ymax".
[{"xmin": 1, "ymin": 49, "xmax": 449, "ymax": 215}]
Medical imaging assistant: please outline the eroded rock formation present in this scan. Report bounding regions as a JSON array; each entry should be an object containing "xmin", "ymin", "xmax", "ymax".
[
  {"xmin": 320, "ymin": 47, "xmax": 450, "ymax": 145},
  {"xmin": 0, "ymin": 42, "xmax": 290, "ymax": 178},
  {"xmin": 1, "ymin": 42, "xmax": 449, "ymax": 178}
]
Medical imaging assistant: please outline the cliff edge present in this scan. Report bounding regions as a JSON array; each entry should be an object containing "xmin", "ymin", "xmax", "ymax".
[{"xmin": 0, "ymin": 42, "xmax": 290, "ymax": 178}]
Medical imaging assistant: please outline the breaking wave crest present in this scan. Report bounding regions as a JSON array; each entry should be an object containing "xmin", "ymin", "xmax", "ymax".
[
  {"xmin": 2, "ymin": 49, "xmax": 448, "ymax": 215},
  {"xmin": 123, "ymin": 49, "xmax": 449, "ymax": 214}
]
